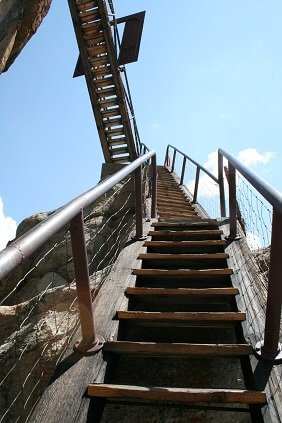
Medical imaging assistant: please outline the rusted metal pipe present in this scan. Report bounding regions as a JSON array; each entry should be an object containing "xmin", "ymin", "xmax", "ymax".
[
  {"xmin": 180, "ymin": 156, "xmax": 187, "ymax": 186},
  {"xmin": 70, "ymin": 210, "xmax": 104, "ymax": 355},
  {"xmin": 192, "ymin": 167, "xmax": 200, "ymax": 203},
  {"xmin": 171, "ymin": 149, "xmax": 177, "ymax": 173},
  {"xmin": 228, "ymin": 162, "xmax": 237, "ymax": 239},
  {"xmin": 133, "ymin": 166, "xmax": 144, "ymax": 239},
  {"xmin": 218, "ymin": 152, "xmax": 226, "ymax": 217},
  {"xmin": 167, "ymin": 144, "xmax": 218, "ymax": 183},
  {"xmin": 257, "ymin": 210, "xmax": 282, "ymax": 361},
  {"xmin": 0, "ymin": 151, "xmax": 155, "ymax": 282},
  {"xmin": 151, "ymin": 155, "xmax": 157, "ymax": 218},
  {"xmin": 219, "ymin": 148, "xmax": 282, "ymax": 214},
  {"xmin": 164, "ymin": 145, "xmax": 169, "ymax": 166}
]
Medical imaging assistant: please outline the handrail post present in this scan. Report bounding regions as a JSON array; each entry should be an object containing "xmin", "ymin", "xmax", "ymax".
[
  {"xmin": 164, "ymin": 145, "xmax": 169, "ymax": 166},
  {"xmin": 151, "ymin": 154, "xmax": 157, "ymax": 218},
  {"xmin": 70, "ymin": 210, "xmax": 104, "ymax": 355},
  {"xmin": 171, "ymin": 149, "xmax": 176, "ymax": 173},
  {"xmin": 218, "ymin": 152, "xmax": 226, "ymax": 217},
  {"xmin": 180, "ymin": 156, "xmax": 187, "ymax": 185},
  {"xmin": 133, "ymin": 165, "xmax": 146, "ymax": 240},
  {"xmin": 228, "ymin": 162, "xmax": 238, "ymax": 239},
  {"xmin": 256, "ymin": 210, "xmax": 282, "ymax": 361},
  {"xmin": 193, "ymin": 166, "xmax": 200, "ymax": 203}
]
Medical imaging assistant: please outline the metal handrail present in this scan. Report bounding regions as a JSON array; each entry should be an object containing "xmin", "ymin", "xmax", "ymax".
[
  {"xmin": 218, "ymin": 148, "xmax": 282, "ymax": 214},
  {"xmin": 0, "ymin": 150, "xmax": 157, "ymax": 355},
  {"xmin": 165, "ymin": 144, "xmax": 219, "ymax": 183},
  {"xmin": 165, "ymin": 144, "xmax": 281, "ymax": 362},
  {"xmin": 218, "ymin": 148, "xmax": 282, "ymax": 362},
  {"xmin": 164, "ymin": 144, "xmax": 225, "ymax": 214}
]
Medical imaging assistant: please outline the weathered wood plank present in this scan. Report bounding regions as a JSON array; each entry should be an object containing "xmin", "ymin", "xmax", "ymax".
[
  {"xmin": 117, "ymin": 311, "xmax": 246, "ymax": 322},
  {"xmin": 126, "ymin": 287, "xmax": 238, "ymax": 296},
  {"xmin": 88, "ymin": 384, "xmax": 266, "ymax": 404},
  {"xmin": 103, "ymin": 341, "xmax": 253, "ymax": 357}
]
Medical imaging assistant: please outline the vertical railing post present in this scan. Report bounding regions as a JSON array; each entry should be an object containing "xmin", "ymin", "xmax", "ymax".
[
  {"xmin": 256, "ymin": 210, "xmax": 282, "ymax": 361},
  {"xmin": 151, "ymin": 154, "xmax": 157, "ymax": 218},
  {"xmin": 70, "ymin": 210, "xmax": 104, "ymax": 355},
  {"xmin": 180, "ymin": 156, "xmax": 187, "ymax": 186},
  {"xmin": 164, "ymin": 146, "xmax": 169, "ymax": 166},
  {"xmin": 133, "ymin": 165, "xmax": 145, "ymax": 239},
  {"xmin": 171, "ymin": 149, "xmax": 176, "ymax": 173},
  {"xmin": 218, "ymin": 152, "xmax": 226, "ymax": 217},
  {"xmin": 192, "ymin": 166, "xmax": 200, "ymax": 203},
  {"xmin": 228, "ymin": 162, "xmax": 237, "ymax": 239}
]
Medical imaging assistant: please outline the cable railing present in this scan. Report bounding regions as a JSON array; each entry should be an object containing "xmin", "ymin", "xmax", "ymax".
[
  {"xmin": 0, "ymin": 150, "xmax": 157, "ymax": 423},
  {"xmin": 165, "ymin": 144, "xmax": 282, "ymax": 363}
]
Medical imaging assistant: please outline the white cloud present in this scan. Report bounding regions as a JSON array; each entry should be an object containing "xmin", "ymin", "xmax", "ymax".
[
  {"xmin": 0, "ymin": 197, "xmax": 17, "ymax": 251},
  {"xmin": 238, "ymin": 148, "xmax": 274, "ymax": 167},
  {"xmin": 152, "ymin": 122, "xmax": 161, "ymax": 129}
]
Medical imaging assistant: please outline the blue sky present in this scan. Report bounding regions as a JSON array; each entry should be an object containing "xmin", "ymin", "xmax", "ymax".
[{"xmin": 1, "ymin": 0, "xmax": 282, "ymax": 247}]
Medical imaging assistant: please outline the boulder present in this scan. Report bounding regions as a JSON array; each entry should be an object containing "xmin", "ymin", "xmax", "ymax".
[{"xmin": 0, "ymin": 0, "xmax": 52, "ymax": 73}]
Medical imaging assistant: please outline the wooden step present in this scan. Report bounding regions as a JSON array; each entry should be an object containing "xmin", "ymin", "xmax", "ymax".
[
  {"xmin": 157, "ymin": 207, "xmax": 196, "ymax": 214},
  {"xmin": 88, "ymin": 384, "xmax": 266, "ymax": 404},
  {"xmin": 144, "ymin": 240, "xmax": 226, "ymax": 248},
  {"xmin": 138, "ymin": 253, "xmax": 229, "ymax": 261},
  {"xmin": 108, "ymin": 137, "xmax": 127, "ymax": 147},
  {"xmin": 117, "ymin": 311, "xmax": 246, "ymax": 325},
  {"xmin": 103, "ymin": 341, "xmax": 253, "ymax": 357},
  {"xmin": 94, "ymin": 76, "xmax": 114, "ymax": 87},
  {"xmin": 149, "ymin": 230, "xmax": 223, "ymax": 238},
  {"xmin": 126, "ymin": 287, "xmax": 238, "ymax": 297},
  {"xmin": 100, "ymin": 108, "xmax": 120, "ymax": 118},
  {"xmin": 158, "ymin": 211, "xmax": 198, "ymax": 217},
  {"xmin": 152, "ymin": 221, "xmax": 218, "ymax": 228},
  {"xmin": 110, "ymin": 147, "xmax": 129, "ymax": 156},
  {"xmin": 157, "ymin": 199, "xmax": 192, "ymax": 207},
  {"xmin": 157, "ymin": 192, "xmax": 187, "ymax": 198},
  {"xmin": 159, "ymin": 219, "xmax": 202, "ymax": 223},
  {"xmin": 133, "ymin": 269, "xmax": 233, "ymax": 279},
  {"xmin": 77, "ymin": 1, "xmax": 98, "ymax": 12},
  {"xmin": 112, "ymin": 155, "xmax": 130, "ymax": 163}
]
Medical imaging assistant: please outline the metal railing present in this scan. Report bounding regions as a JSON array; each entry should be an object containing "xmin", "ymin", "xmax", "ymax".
[
  {"xmin": 165, "ymin": 144, "xmax": 282, "ymax": 362},
  {"xmin": 218, "ymin": 148, "xmax": 282, "ymax": 362},
  {"xmin": 0, "ymin": 151, "xmax": 157, "ymax": 357},
  {"xmin": 164, "ymin": 144, "xmax": 226, "ymax": 216}
]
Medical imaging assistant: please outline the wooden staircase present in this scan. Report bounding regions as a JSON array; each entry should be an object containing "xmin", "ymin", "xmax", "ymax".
[
  {"xmin": 88, "ymin": 166, "xmax": 266, "ymax": 422},
  {"xmin": 68, "ymin": 0, "xmax": 137, "ymax": 163}
]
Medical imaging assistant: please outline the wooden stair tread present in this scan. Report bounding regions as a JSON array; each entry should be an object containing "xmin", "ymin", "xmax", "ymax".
[
  {"xmin": 103, "ymin": 341, "xmax": 253, "ymax": 356},
  {"xmin": 144, "ymin": 240, "xmax": 226, "ymax": 247},
  {"xmin": 149, "ymin": 230, "xmax": 223, "ymax": 237},
  {"xmin": 138, "ymin": 253, "xmax": 229, "ymax": 260},
  {"xmin": 152, "ymin": 221, "xmax": 218, "ymax": 227},
  {"xmin": 133, "ymin": 269, "xmax": 233, "ymax": 277},
  {"xmin": 126, "ymin": 287, "xmax": 239, "ymax": 296},
  {"xmin": 88, "ymin": 384, "xmax": 266, "ymax": 404},
  {"xmin": 117, "ymin": 311, "xmax": 246, "ymax": 322}
]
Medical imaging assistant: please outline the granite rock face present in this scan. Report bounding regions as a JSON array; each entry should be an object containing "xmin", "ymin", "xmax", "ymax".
[{"xmin": 0, "ymin": 0, "xmax": 52, "ymax": 73}]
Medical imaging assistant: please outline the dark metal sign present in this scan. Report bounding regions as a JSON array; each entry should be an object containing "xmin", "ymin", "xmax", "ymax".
[{"xmin": 117, "ymin": 11, "xmax": 145, "ymax": 65}]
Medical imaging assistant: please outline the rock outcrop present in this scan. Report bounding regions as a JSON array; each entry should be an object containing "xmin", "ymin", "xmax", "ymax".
[{"xmin": 0, "ymin": 0, "xmax": 52, "ymax": 73}]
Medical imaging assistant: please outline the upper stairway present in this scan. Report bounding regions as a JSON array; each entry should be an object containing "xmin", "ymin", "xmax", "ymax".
[{"xmin": 68, "ymin": 0, "xmax": 137, "ymax": 163}]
